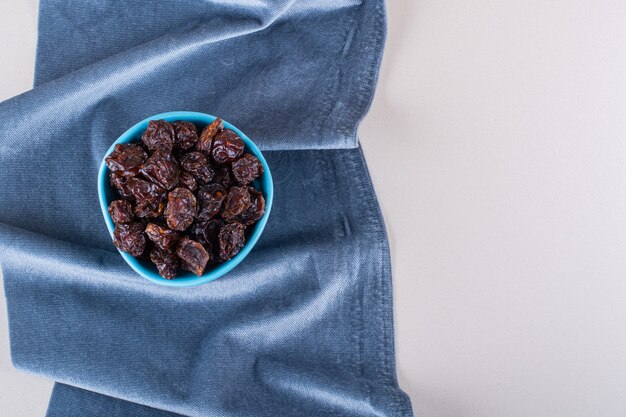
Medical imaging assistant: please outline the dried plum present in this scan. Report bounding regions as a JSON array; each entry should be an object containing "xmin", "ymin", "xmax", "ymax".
[
  {"xmin": 108, "ymin": 200, "xmax": 134, "ymax": 224},
  {"xmin": 165, "ymin": 187, "xmax": 197, "ymax": 231},
  {"xmin": 212, "ymin": 129, "xmax": 244, "ymax": 164},
  {"xmin": 145, "ymin": 223, "xmax": 180, "ymax": 251},
  {"xmin": 150, "ymin": 247, "xmax": 179, "ymax": 279},
  {"xmin": 237, "ymin": 187, "xmax": 265, "ymax": 226},
  {"xmin": 232, "ymin": 153, "xmax": 263, "ymax": 185},
  {"xmin": 127, "ymin": 177, "xmax": 165, "ymax": 218},
  {"xmin": 176, "ymin": 236, "xmax": 210, "ymax": 276},
  {"xmin": 105, "ymin": 143, "xmax": 147, "ymax": 177},
  {"xmin": 197, "ymin": 184, "xmax": 227, "ymax": 221},
  {"xmin": 141, "ymin": 120, "xmax": 174, "ymax": 153},
  {"xmin": 179, "ymin": 151, "xmax": 214, "ymax": 183},
  {"xmin": 178, "ymin": 170, "xmax": 197, "ymax": 192},
  {"xmin": 196, "ymin": 118, "xmax": 223, "ymax": 154},
  {"xmin": 222, "ymin": 186, "xmax": 251, "ymax": 222},
  {"xmin": 173, "ymin": 121, "xmax": 198, "ymax": 151},
  {"xmin": 113, "ymin": 222, "xmax": 146, "ymax": 257},
  {"xmin": 140, "ymin": 150, "xmax": 179, "ymax": 190},
  {"xmin": 110, "ymin": 173, "xmax": 134, "ymax": 199},
  {"xmin": 128, "ymin": 177, "xmax": 165, "ymax": 203},
  {"xmin": 218, "ymin": 222, "xmax": 246, "ymax": 261}
]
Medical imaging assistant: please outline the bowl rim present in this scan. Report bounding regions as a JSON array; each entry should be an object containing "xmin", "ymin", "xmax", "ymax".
[{"xmin": 97, "ymin": 111, "xmax": 274, "ymax": 287}]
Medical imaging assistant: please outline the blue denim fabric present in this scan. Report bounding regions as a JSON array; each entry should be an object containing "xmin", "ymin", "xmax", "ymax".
[{"xmin": 1, "ymin": 0, "xmax": 413, "ymax": 415}]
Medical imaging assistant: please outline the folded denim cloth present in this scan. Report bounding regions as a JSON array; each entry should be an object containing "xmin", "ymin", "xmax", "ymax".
[{"xmin": 1, "ymin": 0, "xmax": 413, "ymax": 415}]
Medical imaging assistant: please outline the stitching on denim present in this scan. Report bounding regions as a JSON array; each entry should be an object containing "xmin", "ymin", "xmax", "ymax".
[
  {"xmin": 312, "ymin": 8, "xmax": 360, "ymax": 149},
  {"xmin": 327, "ymin": 149, "xmax": 370, "ymax": 405},
  {"xmin": 335, "ymin": 0, "xmax": 387, "ymax": 144},
  {"xmin": 348, "ymin": 146, "xmax": 413, "ymax": 415}
]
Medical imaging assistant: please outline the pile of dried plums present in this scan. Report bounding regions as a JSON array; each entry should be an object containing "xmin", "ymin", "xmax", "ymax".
[{"xmin": 105, "ymin": 119, "xmax": 265, "ymax": 279}]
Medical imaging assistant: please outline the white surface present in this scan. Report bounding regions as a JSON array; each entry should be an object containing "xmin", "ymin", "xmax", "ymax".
[{"xmin": 3, "ymin": 1, "xmax": 626, "ymax": 416}]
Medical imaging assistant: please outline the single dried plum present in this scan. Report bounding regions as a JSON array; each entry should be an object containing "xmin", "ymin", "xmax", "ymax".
[
  {"xmin": 218, "ymin": 222, "xmax": 246, "ymax": 261},
  {"xmin": 173, "ymin": 121, "xmax": 198, "ymax": 150},
  {"xmin": 222, "ymin": 186, "xmax": 251, "ymax": 222},
  {"xmin": 237, "ymin": 187, "xmax": 265, "ymax": 226},
  {"xmin": 179, "ymin": 151, "xmax": 214, "ymax": 183},
  {"xmin": 197, "ymin": 184, "xmax": 227, "ymax": 221},
  {"xmin": 128, "ymin": 178, "xmax": 166, "ymax": 219},
  {"xmin": 165, "ymin": 187, "xmax": 197, "ymax": 231},
  {"xmin": 140, "ymin": 150, "xmax": 179, "ymax": 190},
  {"xmin": 176, "ymin": 236, "xmax": 210, "ymax": 276},
  {"xmin": 108, "ymin": 200, "xmax": 134, "ymax": 224},
  {"xmin": 113, "ymin": 222, "xmax": 146, "ymax": 257},
  {"xmin": 196, "ymin": 118, "xmax": 223, "ymax": 154},
  {"xmin": 145, "ymin": 223, "xmax": 180, "ymax": 251},
  {"xmin": 110, "ymin": 173, "xmax": 133, "ymax": 199},
  {"xmin": 150, "ymin": 246, "xmax": 179, "ymax": 279},
  {"xmin": 178, "ymin": 170, "xmax": 197, "ymax": 192},
  {"xmin": 128, "ymin": 177, "xmax": 165, "ymax": 203},
  {"xmin": 212, "ymin": 129, "xmax": 244, "ymax": 164},
  {"xmin": 105, "ymin": 143, "xmax": 147, "ymax": 177},
  {"xmin": 141, "ymin": 120, "xmax": 174, "ymax": 153},
  {"xmin": 232, "ymin": 153, "xmax": 263, "ymax": 185}
]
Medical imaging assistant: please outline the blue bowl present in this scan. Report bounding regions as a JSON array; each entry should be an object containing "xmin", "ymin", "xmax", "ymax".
[{"xmin": 98, "ymin": 111, "xmax": 274, "ymax": 287}]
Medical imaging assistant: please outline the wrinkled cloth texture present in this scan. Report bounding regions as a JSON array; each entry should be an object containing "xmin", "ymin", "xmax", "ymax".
[{"xmin": 0, "ymin": 0, "xmax": 413, "ymax": 416}]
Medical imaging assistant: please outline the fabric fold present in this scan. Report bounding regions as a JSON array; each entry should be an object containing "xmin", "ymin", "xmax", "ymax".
[{"xmin": 27, "ymin": 0, "xmax": 386, "ymax": 151}]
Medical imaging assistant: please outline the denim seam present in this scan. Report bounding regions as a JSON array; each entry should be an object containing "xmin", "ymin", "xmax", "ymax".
[
  {"xmin": 337, "ymin": 0, "xmax": 387, "ymax": 142},
  {"xmin": 340, "ymin": 150, "xmax": 376, "ymax": 410},
  {"xmin": 348, "ymin": 148, "xmax": 413, "ymax": 416},
  {"xmin": 312, "ymin": 9, "xmax": 359, "ymax": 149}
]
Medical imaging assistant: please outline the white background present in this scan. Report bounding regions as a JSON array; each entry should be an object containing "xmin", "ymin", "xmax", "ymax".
[{"xmin": 2, "ymin": 1, "xmax": 626, "ymax": 416}]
